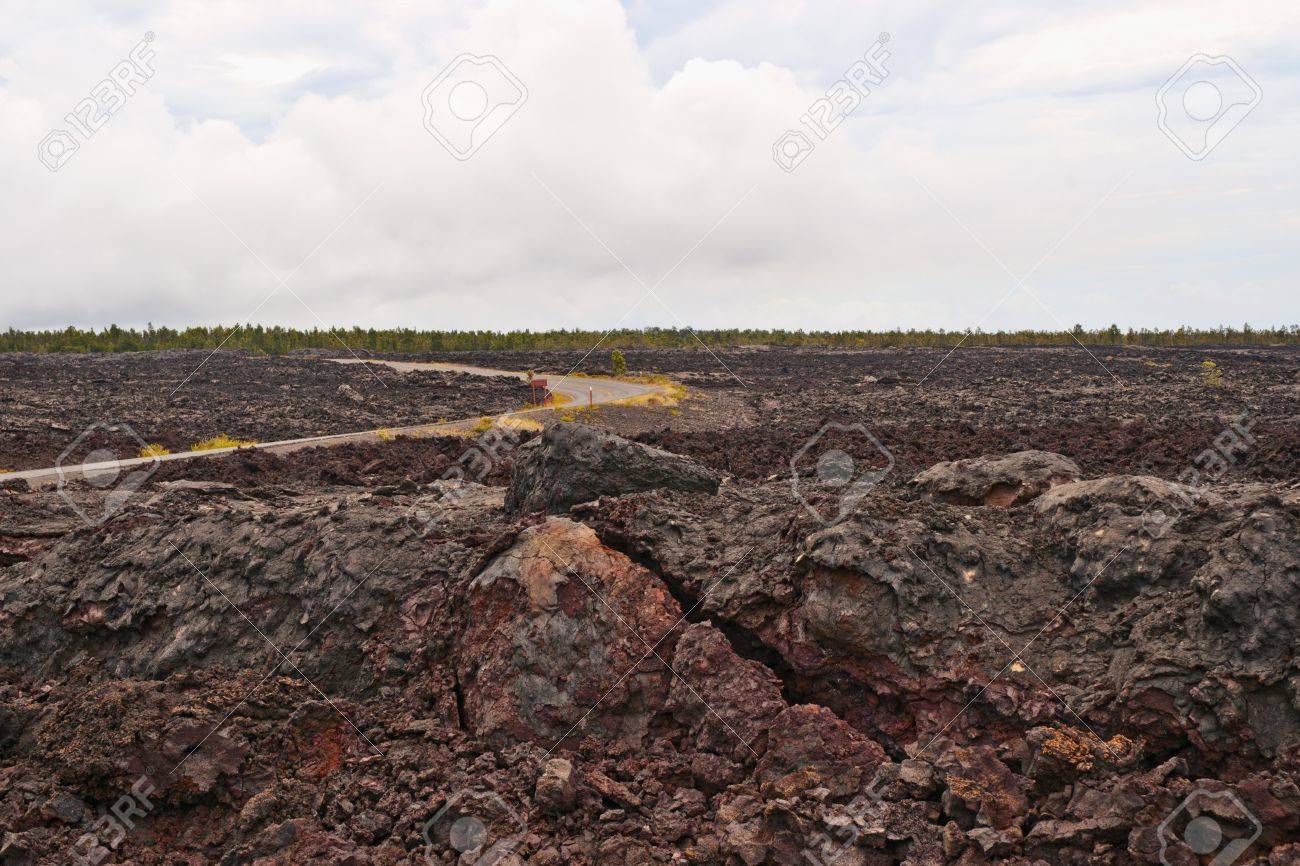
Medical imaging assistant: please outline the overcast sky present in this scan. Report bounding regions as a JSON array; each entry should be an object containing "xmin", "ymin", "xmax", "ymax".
[{"xmin": 2, "ymin": 0, "xmax": 1296, "ymax": 332}]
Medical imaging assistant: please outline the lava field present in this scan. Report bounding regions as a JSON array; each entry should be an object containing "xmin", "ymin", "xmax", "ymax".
[{"xmin": 1, "ymin": 346, "xmax": 1297, "ymax": 865}]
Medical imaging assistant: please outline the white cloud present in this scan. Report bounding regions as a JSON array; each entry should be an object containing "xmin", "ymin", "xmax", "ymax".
[{"xmin": 0, "ymin": 0, "xmax": 1296, "ymax": 333}]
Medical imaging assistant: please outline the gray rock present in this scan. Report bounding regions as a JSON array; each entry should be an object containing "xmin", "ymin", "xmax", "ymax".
[
  {"xmin": 505, "ymin": 423, "xmax": 720, "ymax": 515},
  {"xmin": 911, "ymin": 450, "xmax": 1081, "ymax": 506}
]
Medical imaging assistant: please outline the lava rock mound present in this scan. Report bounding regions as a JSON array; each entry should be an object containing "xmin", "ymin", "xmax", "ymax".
[
  {"xmin": 911, "ymin": 449, "xmax": 1081, "ymax": 506},
  {"xmin": 505, "ymin": 422, "xmax": 721, "ymax": 516}
]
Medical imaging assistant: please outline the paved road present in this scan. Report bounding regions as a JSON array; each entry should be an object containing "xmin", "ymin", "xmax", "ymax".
[
  {"xmin": 328, "ymin": 358, "xmax": 656, "ymax": 405},
  {"xmin": 4, "ymin": 361, "xmax": 663, "ymax": 488}
]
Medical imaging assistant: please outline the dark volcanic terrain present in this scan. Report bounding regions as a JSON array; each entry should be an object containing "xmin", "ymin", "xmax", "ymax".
[
  {"xmin": 1, "ymin": 345, "xmax": 1298, "ymax": 865},
  {"xmin": 0, "ymin": 351, "xmax": 531, "ymax": 472}
]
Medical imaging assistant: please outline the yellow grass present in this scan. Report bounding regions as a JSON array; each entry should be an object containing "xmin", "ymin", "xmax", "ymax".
[
  {"xmin": 376, "ymin": 428, "xmax": 395, "ymax": 442},
  {"xmin": 138, "ymin": 443, "xmax": 171, "ymax": 458},
  {"xmin": 558, "ymin": 403, "xmax": 604, "ymax": 423},
  {"xmin": 444, "ymin": 414, "xmax": 544, "ymax": 438},
  {"xmin": 190, "ymin": 434, "xmax": 257, "ymax": 452},
  {"xmin": 611, "ymin": 374, "xmax": 687, "ymax": 408},
  {"xmin": 498, "ymin": 416, "xmax": 544, "ymax": 433}
]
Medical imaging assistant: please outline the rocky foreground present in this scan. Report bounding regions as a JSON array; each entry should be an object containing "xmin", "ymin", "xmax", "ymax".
[{"xmin": 1, "ymin": 422, "xmax": 1298, "ymax": 865}]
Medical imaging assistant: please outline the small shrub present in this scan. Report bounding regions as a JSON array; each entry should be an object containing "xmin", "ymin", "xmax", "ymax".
[
  {"xmin": 376, "ymin": 428, "xmax": 395, "ymax": 442},
  {"xmin": 1200, "ymin": 360, "xmax": 1224, "ymax": 387},
  {"xmin": 610, "ymin": 349, "xmax": 628, "ymax": 377},
  {"xmin": 190, "ymin": 434, "xmax": 257, "ymax": 452},
  {"xmin": 139, "ymin": 443, "xmax": 171, "ymax": 458}
]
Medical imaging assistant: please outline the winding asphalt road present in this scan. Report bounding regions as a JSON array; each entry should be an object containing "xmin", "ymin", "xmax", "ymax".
[
  {"xmin": 4, "ymin": 361, "xmax": 664, "ymax": 488},
  {"xmin": 328, "ymin": 358, "xmax": 657, "ymax": 405}
]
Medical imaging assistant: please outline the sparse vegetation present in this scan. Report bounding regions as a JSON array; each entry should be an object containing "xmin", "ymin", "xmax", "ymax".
[
  {"xmin": 606, "ymin": 373, "xmax": 687, "ymax": 408},
  {"xmin": 611, "ymin": 349, "xmax": 628, "ymax": 376},
  {"xmin": 498, "ymin": 416, "xmax": 544, "ymax": 433},
  {"xmin": 190, "ymin": 434, "xmax": 257, "ymax": 452},
  {"xmin": 376, "ymin": 428, "xmax": 395, "ymax": 442},
  {"xmin": 559, "ymin": 403, "xmax": 600, "ymax": 423},
  {"xmin": 138, "ymin": 443, "xmax": 171, "ymax": 458},
  {"xmin": 2, "ymin": 323, "xmax": 1295, "ymax": 354},
  {"xmin": 443, "ymin": 415, "xmax": 510, "ymax": 439},
  {"xmin": 1200, "ymin": 359, "xmax": 1224, "ymax": 387}
]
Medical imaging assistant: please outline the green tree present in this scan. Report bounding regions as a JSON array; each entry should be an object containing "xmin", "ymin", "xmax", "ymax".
[{"xmin": 610, "ymin": 349, "xmax": 628, "ymax": 376}]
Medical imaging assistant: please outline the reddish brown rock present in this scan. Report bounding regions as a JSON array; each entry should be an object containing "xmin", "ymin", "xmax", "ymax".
[
  {"xmin": 666, "ymin": 621, "xmax": 787, "ymax": 763},
  {"xmin": 535, "ymin": 758, "xmax": 577, "ymax": 814},
  {"xmin": 934, "ymin": 745, "xmax": 1030, "ymax": 831},
  {"xmin": 457, "ymin": 517, "xmax": 685, "ymax": 750},
  {"xmin": 756, "ymin": 705, "xmax": 886, "ymax": 798}
]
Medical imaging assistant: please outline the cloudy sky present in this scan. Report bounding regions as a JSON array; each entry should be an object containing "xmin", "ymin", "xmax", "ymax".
[{"xmin": 2, "ymin": 0, "xmax": 1296, "ymax": 332}]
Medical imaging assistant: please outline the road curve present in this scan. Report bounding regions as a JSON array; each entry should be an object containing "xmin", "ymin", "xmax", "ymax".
[
  {"xmin": 327, "ymin": 358, "xmax": 657, "ymax": 406},
  {"xmin": 3, "ymin": 361, "xmax": 665, "ymax": 488}
]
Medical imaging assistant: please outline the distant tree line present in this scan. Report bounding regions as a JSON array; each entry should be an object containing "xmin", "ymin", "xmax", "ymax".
[{"xmin": 1, "ymin": 323, "xmax": 1296, "ymax": 354}]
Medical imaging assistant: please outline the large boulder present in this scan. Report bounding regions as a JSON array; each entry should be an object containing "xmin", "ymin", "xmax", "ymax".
[
  {"xmin": 505, "ymin": 423, "xmax": 721, "ymax": 516},
  {"xmin": 911, "ymin": 450, "xmax": 1081, "ymax": 507},
  {"xmin": 458, "ymin": 517, "xmax": 685, "ymax": 749}
]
